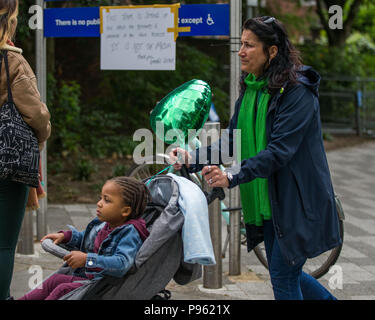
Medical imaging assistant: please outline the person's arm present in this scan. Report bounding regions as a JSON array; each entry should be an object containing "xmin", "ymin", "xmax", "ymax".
[
  {"xmin": 188, "ymin": 100, "xmax": 240, "ymax": 173},
  {"xmin": 171, "ymin": 95, "xmax": 243, "ymax": 172},
  {"xmin": 228, "ymin": 84, "xmax": 316, "ymax": 188},
  {"xmin": 64, "ymin": 225, "xmax": 85, "ymax": 249},
  {"xmin": 187, "ymin": 130, "xmax": 231, "ymax": 173},
  {"xmin": 85, "ymin": 226, "xmax": 142, "ymax": 278}
]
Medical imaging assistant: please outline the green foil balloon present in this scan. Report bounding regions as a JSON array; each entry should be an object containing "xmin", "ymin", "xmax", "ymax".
[{"xmin": 150, "ymin": 79, "xmax": 212, "ymax": 145}]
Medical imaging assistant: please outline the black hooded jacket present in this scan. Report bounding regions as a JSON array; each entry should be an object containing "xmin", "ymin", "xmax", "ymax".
[{"xmin": 190, "ymin": 66, "xmax": 342, "ymax": 266}]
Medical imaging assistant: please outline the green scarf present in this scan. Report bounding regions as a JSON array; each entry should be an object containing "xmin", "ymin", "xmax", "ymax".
[{"xmin": 237, "ymin": 73, "xmax": 272, "ymax": 226}]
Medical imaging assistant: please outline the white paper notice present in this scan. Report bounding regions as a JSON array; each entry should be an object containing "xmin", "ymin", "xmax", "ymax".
[{"xmin": 100, "ymin": 6, "xmax": 176, "ymax": 70}]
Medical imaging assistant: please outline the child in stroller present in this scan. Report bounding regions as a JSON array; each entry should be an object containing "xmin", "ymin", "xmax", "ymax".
[
  {"xmin": 19, "ymin": 176, "xmax": 150, "ymax": 300},
  {"xmin": 19, "ymin": 172, "xmax": 224, "ymax": 300}
]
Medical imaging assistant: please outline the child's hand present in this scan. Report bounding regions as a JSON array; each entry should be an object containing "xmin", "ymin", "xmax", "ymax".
[
  {"xmin": 64, "ymin": 251, "xmax": 87, "ymax": 269},
  {"xmin": 40, "ymin": 233, "xmax": 65, "ymax": 245}
]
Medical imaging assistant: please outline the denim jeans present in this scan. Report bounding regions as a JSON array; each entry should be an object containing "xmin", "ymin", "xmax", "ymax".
[{"xmin": 263, "ymin": 219, "xmax": 337, "ymax": 300}]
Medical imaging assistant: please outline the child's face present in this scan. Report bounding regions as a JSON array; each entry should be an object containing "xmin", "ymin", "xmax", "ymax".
[{"xmin": 96, "ymin": 181, "xmax": 131, "ymax": 227}]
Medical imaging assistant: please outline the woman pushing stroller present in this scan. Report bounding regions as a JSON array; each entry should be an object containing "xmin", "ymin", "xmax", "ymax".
[{"xmin": 19, "ymin": 177, "xmax": 150, "ymax": 300}]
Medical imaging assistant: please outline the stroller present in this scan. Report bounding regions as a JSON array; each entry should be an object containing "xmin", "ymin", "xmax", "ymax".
[{"xmin": 40, "ymin": 174, "xmax": 225, "ymax": 300}]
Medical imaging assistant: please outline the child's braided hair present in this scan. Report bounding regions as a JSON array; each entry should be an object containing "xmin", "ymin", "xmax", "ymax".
[{"xmin": 109, "ymin": 176, "xmax": 150, "ymax": 219}]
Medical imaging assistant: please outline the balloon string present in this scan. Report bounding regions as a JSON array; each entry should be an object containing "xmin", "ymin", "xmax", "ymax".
[
  {"xmin": 146, "ymin": 143, "xmax": 187, "ymax": 186},
  {"xmin": 146, "ymin": 161, "xmax": 177, "ymax": 186}
]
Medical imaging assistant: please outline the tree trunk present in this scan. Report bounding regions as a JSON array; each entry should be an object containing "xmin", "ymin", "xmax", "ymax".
[{"xmin": 316, "ymin": 0, "xmax": 362, "ymax": 47}]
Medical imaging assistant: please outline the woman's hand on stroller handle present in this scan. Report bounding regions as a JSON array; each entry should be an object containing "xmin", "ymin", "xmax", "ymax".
[
  {"xmin": 169, "ymin": 148, "xmax": 229, "ymax": 188},
  {"xmin": 169, "ymin": 147, "xmax": 191, "ymax": 170}
]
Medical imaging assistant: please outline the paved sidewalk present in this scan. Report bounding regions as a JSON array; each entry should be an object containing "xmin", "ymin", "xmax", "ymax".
[{"xmin": 11, "ymin": 140, "xmax": 375, "ymax": 300}]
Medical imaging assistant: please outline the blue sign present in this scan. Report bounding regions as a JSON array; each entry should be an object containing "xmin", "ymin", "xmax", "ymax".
[
  {"xmin": 357, "ymin": 90, "xmax": 363, "ymax": 108},
  {"xmin": 44, "ymin": 7, "xmax": 100, "ymax": 38},
  {"xmin": 43, "ymin": 4, "xmax": 229, "ymax": 38},
  {"xmin": 178, "ymin": 4, "xmax": 229, "ymax": 37}
]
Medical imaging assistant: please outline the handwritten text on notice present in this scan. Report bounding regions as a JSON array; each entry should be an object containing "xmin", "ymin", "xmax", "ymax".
[{"xmin": 100, "ymin": 7, "xmax": 176, "ymax": 70}]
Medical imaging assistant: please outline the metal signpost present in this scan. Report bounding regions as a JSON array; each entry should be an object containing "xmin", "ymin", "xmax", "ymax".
[
  {"xmin": 228, "ymin": 0, "xmax": 242, "ymax": 276},
  {"xmin": 17, "ymin": 211, "xmax": 34, "ymax": 254},
  {"xmin": 201, "ymin": 122, "xmax": 222, "ymax": 289},
  {"xmin": 36, "ymin": 0, "xmax": 48, "ymax": 241}
]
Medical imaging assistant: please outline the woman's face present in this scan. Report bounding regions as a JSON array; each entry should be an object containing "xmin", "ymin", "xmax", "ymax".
[{"xmin": 238, "ymin": 29, "xmax": 268, "ymax": 77}]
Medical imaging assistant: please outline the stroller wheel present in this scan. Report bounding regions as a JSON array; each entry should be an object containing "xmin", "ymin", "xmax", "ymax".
[{"xmin": 151, "ymin": 289, "xmax": 172, "ymax": 300}]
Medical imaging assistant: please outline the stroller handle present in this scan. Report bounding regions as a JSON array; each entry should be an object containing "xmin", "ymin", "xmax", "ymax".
[
  {"xmin": 180, "ymin": 164, "xmax": 225, "ymax": 205},
  {"xmin": 205, "ymin": 187, "xmax": 225, "ymax": 204},
  {"xmin": 41, "ymin": 238, "xmax": 71, "ymax": 259}
]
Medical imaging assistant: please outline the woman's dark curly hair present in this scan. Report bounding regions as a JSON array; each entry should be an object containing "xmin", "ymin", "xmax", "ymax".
[{"xmin": 240, "ymin": 16, "xmax": 302, "ymax": 96}]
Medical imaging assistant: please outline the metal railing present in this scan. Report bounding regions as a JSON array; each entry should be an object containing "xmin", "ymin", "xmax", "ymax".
[{"xmin": 320, "ymin": 76, "xmax": 375, "ymax": 136}]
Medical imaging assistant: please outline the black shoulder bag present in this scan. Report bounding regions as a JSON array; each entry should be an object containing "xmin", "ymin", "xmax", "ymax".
[{"xmin": 0, "ymin": 50, "xmax": 40, "ymax": 188}]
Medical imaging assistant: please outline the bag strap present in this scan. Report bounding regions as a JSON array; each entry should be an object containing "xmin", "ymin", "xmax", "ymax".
[
  {"xmin": 0, "ymin": 53, "xmax": 2, "ymax": 87},
  {"xmin": 2, "ymin": 50, "xmax": 13, "ymax": 103}
]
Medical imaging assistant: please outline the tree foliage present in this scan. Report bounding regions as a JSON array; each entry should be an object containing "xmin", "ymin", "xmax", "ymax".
[
  {"xmin": 14, "ymin": 0, "xmax": 230, "ymax": 160},
  {"xmin": 15, "ymin": 0, "xmax": 375, "ymax": 161}
]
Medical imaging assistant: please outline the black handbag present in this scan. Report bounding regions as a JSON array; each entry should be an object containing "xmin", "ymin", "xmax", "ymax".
[{"xmin": 0, "ymin": 50, "xmax": 40, "ymax": 188}]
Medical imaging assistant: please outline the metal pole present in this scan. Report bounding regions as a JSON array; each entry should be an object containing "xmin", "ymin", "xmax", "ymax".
[
  {"xmin": 17, "ymin": 210, "xmax": 35, "ymax": 254},
  {"xmin": 202, "ymin": 122, "xmax": 222, "ymax": 289},
  {"xmin": 362, "ymin": 82, "xmax": 366, "ymax": 135},
  {"xmin": 17, "ymin": 1, "xmax": 47, "ymax": 254},
  {"xmin": 355, "ymin": 91, "xmax": 361, "ymax": 137},
  {"xmin": 36, "ymin": 0, "xmax": 48, "ymax": 239},
  {"xmin": 228, "ymin": 0, "xmax": 242, "ymax": 276}
]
